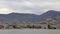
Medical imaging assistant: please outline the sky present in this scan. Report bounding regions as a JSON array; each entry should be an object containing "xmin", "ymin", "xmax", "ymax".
[{"xmin": 0, "ymin": 0, "xmax": 60, "ymax": 15}]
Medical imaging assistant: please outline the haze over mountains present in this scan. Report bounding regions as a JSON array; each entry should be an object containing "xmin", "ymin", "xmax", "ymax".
[{"xmin": 0, "ymin": 10, "xmax": 60, "ymax": 24}]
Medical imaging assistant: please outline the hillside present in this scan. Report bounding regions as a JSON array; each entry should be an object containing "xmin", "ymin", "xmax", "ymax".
[{"xmin": 0, "ymin": 10, "xmax": 60, "ymax": 24}]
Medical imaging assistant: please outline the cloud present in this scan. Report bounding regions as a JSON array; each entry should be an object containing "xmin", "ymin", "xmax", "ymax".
[
  {"xmin": 0, "ymin": 8, "xmax": 13, "ymax": 14},
  {"xmin": 0, "ymin": 0, "xmax": 60, "ymax": 15}
]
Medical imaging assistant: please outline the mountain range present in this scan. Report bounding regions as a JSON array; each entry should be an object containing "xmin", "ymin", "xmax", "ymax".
[{"xmin": 0, "ymin": 10, "xmax": 60, "ymax": 24}]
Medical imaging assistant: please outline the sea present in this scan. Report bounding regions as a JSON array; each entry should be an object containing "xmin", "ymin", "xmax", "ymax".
[{"xmin": 0, "ymin": 29, "xmax": 60, "ymax": 34}]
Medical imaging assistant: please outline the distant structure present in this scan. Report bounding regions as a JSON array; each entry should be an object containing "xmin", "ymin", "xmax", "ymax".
[{"xmin": 0, "ymin": 23, "xmax": 4, "ymax": 29}]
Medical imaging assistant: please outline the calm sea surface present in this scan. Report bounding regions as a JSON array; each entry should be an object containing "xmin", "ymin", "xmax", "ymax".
[{"xmin": 0, "ymin": 29, "xmax": 60, "ymax": 34}]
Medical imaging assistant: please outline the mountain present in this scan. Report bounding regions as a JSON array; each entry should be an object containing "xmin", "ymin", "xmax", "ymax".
[
  {"xmin": 0, "ymin": 13, "xmax": 40, "ymax": 24},
  {"xmin": 39, "ymin": 10, "xmax": 60, "ymax": 19},
  {"xmin": 0, "ymin": 10, "xmax": 60, "ymax": 24}
]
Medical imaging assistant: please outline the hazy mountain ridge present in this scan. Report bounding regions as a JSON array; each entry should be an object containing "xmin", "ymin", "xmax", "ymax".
[
  {"xmin": 39, "ymin": 10, "xmax": 60, "ymax": 19},
  {"xmin": 0, "ymin": 10, "xmax": 60, "ymax": 24}
]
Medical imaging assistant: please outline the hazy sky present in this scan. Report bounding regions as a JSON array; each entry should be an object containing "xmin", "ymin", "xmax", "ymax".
[{"xmin": 0, "ymin": 0, "xmax": 60, "ymax": 15}]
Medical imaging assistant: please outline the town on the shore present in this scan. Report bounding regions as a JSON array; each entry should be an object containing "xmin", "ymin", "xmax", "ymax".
[{"xmin": 0, "ymin": 16, "xmax": 60, "ymax": 29}]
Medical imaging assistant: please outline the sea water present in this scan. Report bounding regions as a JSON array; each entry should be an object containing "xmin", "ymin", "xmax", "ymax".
[{"xmin": 0, "ymin": 29, "xmax": 60, "ymax": 34}]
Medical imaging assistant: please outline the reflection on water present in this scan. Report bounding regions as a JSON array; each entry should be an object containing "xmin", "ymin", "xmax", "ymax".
[{"xmin": 0, "ymin": 29, "xmax": 60, "ymax": 34}]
